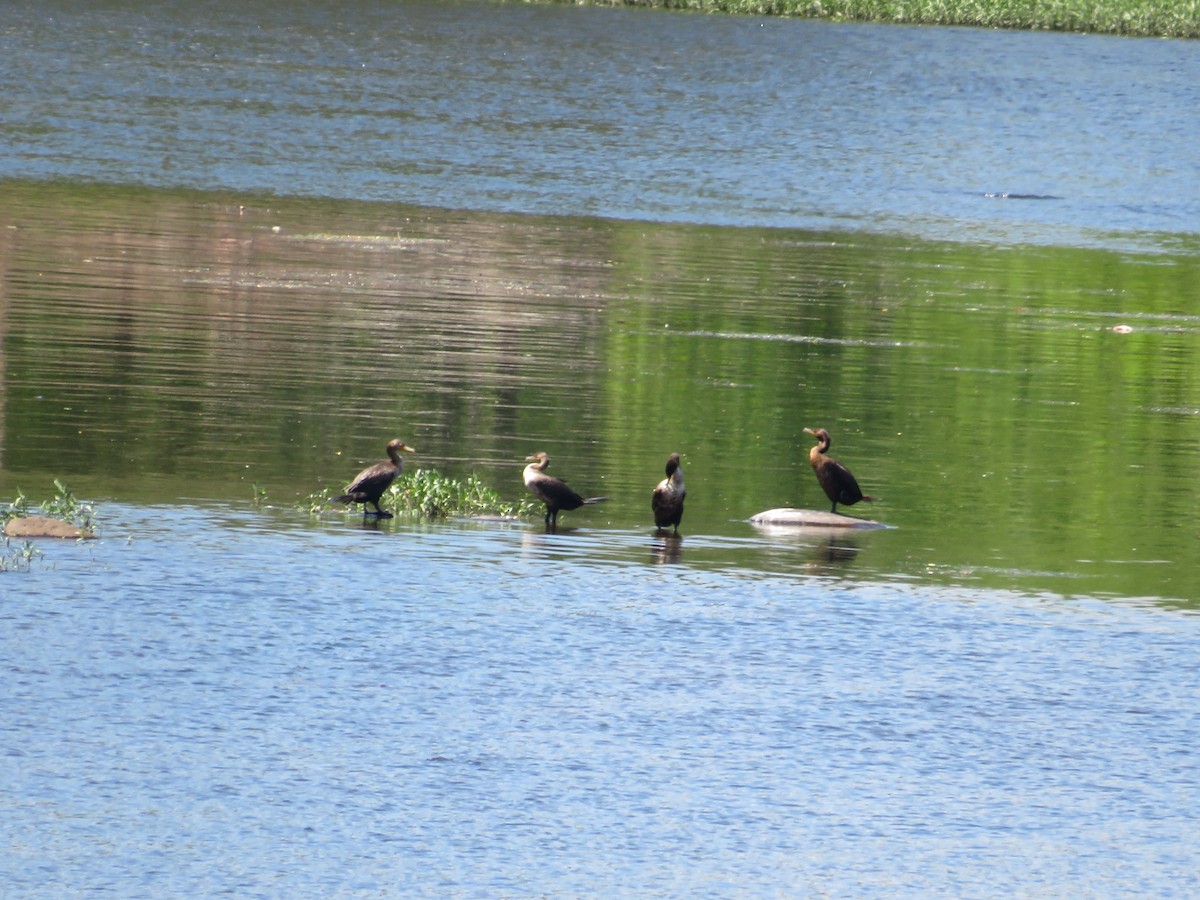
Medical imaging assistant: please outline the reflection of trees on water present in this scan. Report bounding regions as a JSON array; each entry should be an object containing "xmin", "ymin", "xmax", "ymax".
[{"xmin": 0, "ymin": 185, "xmax": 616, "ymax": 490}]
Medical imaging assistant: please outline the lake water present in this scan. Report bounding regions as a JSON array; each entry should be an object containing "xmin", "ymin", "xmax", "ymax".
[{"xmin": 3, "ymin": 1, "xmax": 1200, "ymax": 896}]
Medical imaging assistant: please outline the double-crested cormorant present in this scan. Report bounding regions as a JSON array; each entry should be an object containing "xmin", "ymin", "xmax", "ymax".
[
  {"xmin": 651, "ymin": 452, "xmax": 686, "ymax": 534},
  {"xmin": 523, "ymin": 451, "xmax": 607, "ymax": 527},
  {"xmin": 334, "ymin": 438, "xmax": 415, "ymax": 518},
  {"xmin": 804, "ymin": 427, "xmax": 875, "ymax": 515}
]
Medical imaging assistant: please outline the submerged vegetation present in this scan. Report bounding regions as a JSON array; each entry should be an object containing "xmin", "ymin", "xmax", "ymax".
[
  {"xmin": 300, "ymin": 469, "xmax": 538, "ymax": 521},
  {"xmin": 541, "ymin": 0, "xmax": 1200, "ymax": 37}
]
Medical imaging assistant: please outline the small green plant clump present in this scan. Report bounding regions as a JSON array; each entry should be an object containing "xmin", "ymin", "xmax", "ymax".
[
  {"xmin": 306, "ymin": 468, "xmax": 538, "ymax": 520},
  {"xmin": 0, "ymin": 537, "xmax": 42, "ymax": 573},
  {"xmin": 41, "ymin": 479, "xmax": 96, "ymax": 533},
  {"xmin": 250, "ymin": 482, "xmax": 269, "ymax": 507},
  {"xmin": 388, "ymin": 468, "xmax": 540, "ymax": 519}
]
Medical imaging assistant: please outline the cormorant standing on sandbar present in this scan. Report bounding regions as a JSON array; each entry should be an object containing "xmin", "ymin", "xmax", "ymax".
[
  {"xmin": 651, "ymin": 452, "xmax": 686, "ymax": 534},
  {"xmin": 334, "ymin": 438, "xmax": 415, "ymax": 518},
  {"xmin": 523, "ymin": 451, "xmax": 607, "ymax": 527}
]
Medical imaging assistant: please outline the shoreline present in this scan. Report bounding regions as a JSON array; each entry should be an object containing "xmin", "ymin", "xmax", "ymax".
[{"xmin": 532, "ymin": 0, "xmax": 1200, "ymax": 38}]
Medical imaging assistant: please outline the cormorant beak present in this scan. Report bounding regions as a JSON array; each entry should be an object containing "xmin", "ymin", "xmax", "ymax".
[
  {"xmin": 403, "ymin": 445, "xmax": 416, "ymax": 453},
  {"xmin": 802, "ymin": 427, "xmax": 816, "ymax": 436}
]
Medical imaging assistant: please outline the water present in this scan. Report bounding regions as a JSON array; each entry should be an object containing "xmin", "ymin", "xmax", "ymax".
[
  {"xmin": 5, "ymin": 505, "xmax": 1199, "ymax": 896},
  {"xmin": 3, "ymin": 1, "xmax": 1200, "ymax": 896},
  {"xmin": 3, "ymin": 0, "xmax": 1198, "ymax": 249}
]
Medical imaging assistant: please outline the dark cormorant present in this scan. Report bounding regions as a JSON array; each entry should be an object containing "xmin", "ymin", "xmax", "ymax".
[
  {"xmin": 334, "ymin": 438, "xmax": 415, "ymax": 518},
  {"xmin": 523, "ymin": 451, "xmax": 607, "ymax": 527},
  {"xmin": 804, "ymin": 427, "xmax": 875, "ymax": 515},
  {"xmin": 651, "ymin": 452, "xmax": 686, "ymax": 534}
]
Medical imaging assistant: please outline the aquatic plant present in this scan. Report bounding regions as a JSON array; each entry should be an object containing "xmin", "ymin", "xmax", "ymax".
[
  {"xmin": 41, "ymin": 479, "xmax": 96, "ymax": 534},
  {"xmin": 300, "ymin": 487, "xmax": 333, "ymax": 516},
  {"xmin": 0, "ymin": 537, "xmax": 42, "ymax": 573},
  {"xmin": 250, "ymin": 482, "xmax": 269, "ymax": 507},
  {"xmin": 309, "ymin": 468, "xmax": 537, "ymax": 520},
  {"xmin": 388, "ymin": 468, "xmax": 538, "ymax": 520},
  {"xmin": 1, "ymin": 489, "xmax": 31, "ymax": 524}
]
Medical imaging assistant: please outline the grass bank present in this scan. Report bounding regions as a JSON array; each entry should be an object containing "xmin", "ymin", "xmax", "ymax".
[{"xmin": 539, "ymin": 0, "xmax": 1200, "ymax": 37}]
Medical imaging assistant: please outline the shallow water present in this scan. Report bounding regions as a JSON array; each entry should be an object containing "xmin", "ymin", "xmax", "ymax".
[
  {"xmin": 3, "ymin": 1, "xmax": 1200, "ymax": 895},
  {"xmin": 3, "ymin": 184, "xmax": 1199, "ymax": 604},
  {"xmin": 4, "ymin": 504, "xmax": 1200, "ymax": 896}
]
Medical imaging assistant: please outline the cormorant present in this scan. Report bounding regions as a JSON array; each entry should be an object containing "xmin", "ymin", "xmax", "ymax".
[
  {"xmin": 651, "ymin": 452, "xmax": 686, "ymax": 534},
  {"xmin": 334, "ymin": 438, "xmax": 415, "ymax": 518},
  {"xmin": 804, "ymin": 427, "xmax": 875, "ymax": 514},
  {"xmin": 523, "ymin": 451, "xmax": 607, "ymax": 527}
]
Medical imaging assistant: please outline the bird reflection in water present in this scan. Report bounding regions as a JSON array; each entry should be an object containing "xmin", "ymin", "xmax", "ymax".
[
  {"xmin": 810, "ymin": 532, "xmax": 861, "ymax": 568},
  {"xmin": 651, "ymin": 533, "xmax": 683, "ymax": 565}
]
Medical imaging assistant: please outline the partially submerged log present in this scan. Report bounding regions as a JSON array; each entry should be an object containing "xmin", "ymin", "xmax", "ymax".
[
  {"xmin": 748, "ymin": 507, "xmax": 887, "ymax": 529},
  {"xmin": 3, "ymin": 515, "xmax": 94, "ymax": 539}
]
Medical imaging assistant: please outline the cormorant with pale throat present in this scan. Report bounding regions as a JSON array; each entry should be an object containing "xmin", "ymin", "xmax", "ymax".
[
  {"xmin": 334, "ymin": 438, "xmax": 415, "ymax": 518},
  {"xmin": 651, "ymin": 452, "xmax": 686, "ymax": 534},
  {"xmin": 804, "ymin": 427, "xmax": 875, "ymax": 514},
  {"xmin": 523, "ymin": 451, "xmax": 607, "ymax": 527}
]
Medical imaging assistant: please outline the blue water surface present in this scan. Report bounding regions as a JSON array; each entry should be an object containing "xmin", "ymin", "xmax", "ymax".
[
  {"xmin": 3, "ymin": 1, "xmax": 1200, "ymax": 894},
  {"xmin": 2, "ymin": 0, "xmax": 1197, "ymax": 249},
  {"xmin": 3, "ymin": 505, "xmax": 1199, "ymax": 896}
]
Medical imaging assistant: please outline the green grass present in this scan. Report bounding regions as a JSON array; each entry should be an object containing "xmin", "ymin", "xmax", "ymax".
[
  {"xmin": 537, "ymin": 0, "xmax": 1200, "ymax": 37},
  {"xmin": 302, "ymin": 468, "xmax": 538, "ymax": 520}
]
